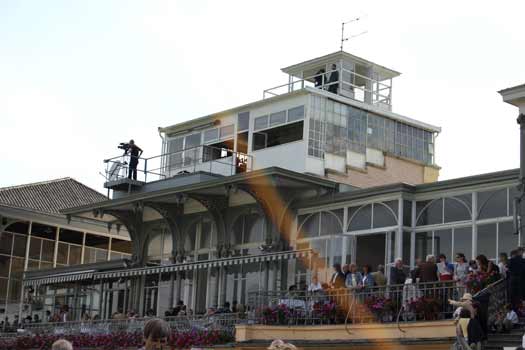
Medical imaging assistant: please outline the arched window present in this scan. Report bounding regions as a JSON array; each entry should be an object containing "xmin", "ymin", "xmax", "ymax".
[
  {"xmin": 232, "ymin": 213, "xmax": 264, "ymax": 246},
  {"xmin": 347, "ymin": 202, "xmax": 397, "ymax": 232},
  {"xmin": 416, "ymin": 196, "xmax": 471, "ymax": 226},
  {"xmin": 478, "ymin": 189, "xmax": 508, "ymax": 219},
  {"xmin": 147, "ymin": 227, "xmax": 172, "ymax": 265},
  {"xmin": 298, "ymin": 209, "xmax": 343, "ymax": 238}
]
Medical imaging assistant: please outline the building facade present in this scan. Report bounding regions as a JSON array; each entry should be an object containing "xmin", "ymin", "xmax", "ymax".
[
  {"xmin": 15, "ymin": 53, "xmax": 524, "ymax": 322},
  {"xmin": 0, "ymin": 178, "xmax": 132, "ymax": 321}
]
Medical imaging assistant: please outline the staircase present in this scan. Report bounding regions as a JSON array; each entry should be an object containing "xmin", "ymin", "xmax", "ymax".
[{"xmin": 485, "ymin": 328, "xmax": 523, "ymax": 350}]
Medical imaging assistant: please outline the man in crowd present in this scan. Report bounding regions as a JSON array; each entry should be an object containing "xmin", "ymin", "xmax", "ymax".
[
  {"xmin": 419, "ymin": 255, "xmax": 439, "ymax": 283},
  {"xmin": 52, "ymin": 339, "xmax": 73, "ymax": 350},
  {"xmin": 330, "ymin": 263, "xmax": 346, "ymax": 289},
  {"xmin": 371, "ymin": 264, "xmax": 387, "ymax": 286},
  {"xmin": 390, "ymin": 258, "xmax": 406, "ymax": 285}
]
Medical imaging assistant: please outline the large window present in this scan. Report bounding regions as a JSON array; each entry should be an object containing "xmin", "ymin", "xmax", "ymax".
[
  {"xmin": 415, "ymin": 226, "xmax": 472, "ymax": 262},
  {"xmin": 253, "ymin": 106, "xmax": 304, "ymax": 151},
  {"xmin": 298, "ymin": 209, "xmax": 344, "ymax": 238},
  {"xmin": 147, "ymin": 226, "xmax": 172, "ymax": 265},
  {"xmin": 416, "ymin": 196, "xmax": 471, "ymax": 226},
  {"xmin": 308, "ymin": 95, "xmax": 435, "ymax": 165},
  {"xmin": 347, "ymin": 201, "xmax": 397, "ymax": 232}
]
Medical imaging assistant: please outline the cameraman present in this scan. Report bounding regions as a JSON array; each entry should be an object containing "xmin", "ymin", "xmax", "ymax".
[{"xmin": 127, "ymin": 139, "xmax": 143, "ymax": 180}]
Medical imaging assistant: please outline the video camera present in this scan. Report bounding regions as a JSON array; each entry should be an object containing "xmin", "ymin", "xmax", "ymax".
[{"xmin": 118, "ymin": 142, "xmax": 131, "ymax": 154}]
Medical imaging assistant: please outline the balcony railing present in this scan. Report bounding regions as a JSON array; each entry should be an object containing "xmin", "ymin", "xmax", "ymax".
[
  {"xmin": 248, "ymin": 280, "xmax": 461, "ymax": 326},
  {"xmin": 263, "ymin": 68, "xmax": 392, "ymax": 109},
  {"xmin": 14, "ymin": 313, "xmax": 246, "ymax": 337},
  {"xmin": 103, "ymin": 144, "xmax": 253, "ymax": 184}
]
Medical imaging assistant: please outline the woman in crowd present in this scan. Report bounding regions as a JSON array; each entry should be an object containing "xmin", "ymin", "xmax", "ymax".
[
  {"xmin": 361, "ymin": 264, "xmax": 375, "ymax": 288},
  {"xmin": 345, "ymin": 263, "xmax": 363, "ymax": 289},
  {"xmin": 454, "ymin": 253, "xmax": 469, "ymax": 286},
  {"xmin": 475, "ymin": 255, "xmax": 489, "ymax": 274},
  {"xmin": 498, "ymin": 252, "xmax": 509, "ymax": 279},
  {"xmin": 437, "ymin": 254, "xmax": 454, "ymax": 281}
]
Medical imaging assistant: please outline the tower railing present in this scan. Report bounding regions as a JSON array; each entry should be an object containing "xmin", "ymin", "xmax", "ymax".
[{"xmin": 263, "ymin": 68, "xmax": 392, "ymax": 108}]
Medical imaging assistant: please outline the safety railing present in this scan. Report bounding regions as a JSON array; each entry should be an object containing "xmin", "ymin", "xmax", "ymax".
[
  {"xmin": 103, "ymin": 144, "xmax": 253, "ymax": 184},
  {"xmin": 248, "ymin": 280, "xmax": 460, "ymax": 326},
  {"xmin": 263, "ymin": 68, "xmax": 392, "ymax": 108},
  {"xmin": 15, "ymin": 313, "xmax": 246, "ymax": 337}
]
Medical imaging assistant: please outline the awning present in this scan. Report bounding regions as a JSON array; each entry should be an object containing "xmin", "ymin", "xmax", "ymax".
[
  {"xmin": 23, "ymin": 270, "xmax": 95, "ymax": 287},
  {"xmin": 94, "ymin": 249, "xmax": 313, "ymax": 279}
]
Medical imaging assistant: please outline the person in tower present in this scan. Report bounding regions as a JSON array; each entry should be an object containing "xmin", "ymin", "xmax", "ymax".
[
  {"xmin": 327, "ymin": 64, "xmax": 339, "ymax": 94},
  {"xmin": 127, "ymin": 139, "xmax": 143, "ymax": 180}
]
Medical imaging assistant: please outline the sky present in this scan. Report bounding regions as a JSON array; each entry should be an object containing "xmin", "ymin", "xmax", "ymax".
[{"xmin": 1, "ymin": 0, "xmax": 524, "ymax": 193}]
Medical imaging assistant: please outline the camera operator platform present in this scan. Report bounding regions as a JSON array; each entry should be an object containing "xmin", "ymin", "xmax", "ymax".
[{"xmin": 103, "ymin": 140, "xmax": 145, "ymax": 195}]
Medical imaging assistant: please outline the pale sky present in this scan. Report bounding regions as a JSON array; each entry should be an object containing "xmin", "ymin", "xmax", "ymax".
[{"xmin": 1, "ymin": 0, "xmax": 524, "ymax": 193}]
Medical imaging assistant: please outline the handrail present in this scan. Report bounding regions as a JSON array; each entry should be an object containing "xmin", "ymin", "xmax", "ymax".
[
  {"xmin": 103, "ymin": 143, "xmax": 253, "ymax": 184},
  {"xmin": 263, "ymin": 68, "xmax": 393, "ymax": 107}
]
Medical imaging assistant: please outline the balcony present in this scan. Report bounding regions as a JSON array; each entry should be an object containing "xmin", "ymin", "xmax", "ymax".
[
  {"xmin": 103, "ymin": 145, "xmax": 253, "ymax": 191},
  {"xmin": 263, "ymin": 67, "xmax": 393, "ymax": 110}
]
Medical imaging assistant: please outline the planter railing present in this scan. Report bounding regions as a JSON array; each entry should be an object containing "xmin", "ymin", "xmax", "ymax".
[
  {"xmin": 248, "ymin": 281, "xmax": 461, "ymax": 326},
  {"xmin": 14, "ymin": 313, "xmax": 246, "ymax": 337}
]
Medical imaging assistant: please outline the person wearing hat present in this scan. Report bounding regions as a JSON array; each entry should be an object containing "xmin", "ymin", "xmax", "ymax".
[{"xmin": 449, "ymin": 293, "xmax": 475, "ymax": 319}]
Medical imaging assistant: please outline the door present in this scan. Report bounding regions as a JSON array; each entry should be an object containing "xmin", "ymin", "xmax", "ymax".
[{"xmin": 355, "ymin": 233, "xmax": 386, "ymax": 269}]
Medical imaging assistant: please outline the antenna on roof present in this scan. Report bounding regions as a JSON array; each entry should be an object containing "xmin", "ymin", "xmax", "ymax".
[{"xmin": 340, "ymin": 16, "xmax": 368, "ymax": 51}]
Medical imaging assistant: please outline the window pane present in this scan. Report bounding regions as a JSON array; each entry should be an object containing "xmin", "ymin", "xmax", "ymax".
[
  {"xmin": 254, "ymin": 116, "xmax": 268, "ymax": 130},
  {"xmin": 84, "ymin": 247, "xmax": 96, "ymax": 264},
  {"xmin": 0, "ymin": 256, "xmax": 10, "ymax": 277},
  {"xmin": 0, "ymin": 232, "xmax": 13, "ymax": 255},
  {"xmin": 8, "ymin": 280, "xmax": 21, "ymax": 302},
  {"xmin": 415, "ymin": 232, "xmax": 432, "ymax": 262},
  {"xmin": 403, "ymin": 200, "xmax": 412, "ymax": 226},
  {"xmin": 434, "ymin": 229, "xmax": 452, "ymax": 260},
  {"xmin": 245, "ymin": 216, "xmax": 264, "ymax": 243},
  {"xmin": 310, "ymin": 239, "xmax": 328, "ymax": 267},
  {"xmin": 444, "ymin": 197, "xmax": 471, "ymax": 223},
  {"xmin": 30, "ymin": 223, "xmax": 56, "ymax": 240},
  {"xmin": 27, "ymin": 259, "xmax": 39, "ymax": 271},
  {"xmin": 269, "ymin": 111, "xmax": 286, "ymax": 126},
  {"xmin": 348, "ymin": 205, "xmax": 372, "ymax": 231},
  {"xmin": 0, "ymin": 278, "xmax": 7, "ymax": 300},
  {"xmin": 403, "ymin": 232, "xmax": 411, "ymax": 266},
  {"xmin": 57, "ymin": 242, "xmax": 69, "ymax": 265},
  {"xmin": 148, "ymin": 235, "xmax": 163, "ymax": 258},
  {"xmin": 41, "ymin": 240, "xmax": 54, "ymax": 262},
  {"xmin": 185, "ymin": 133, "xmax": 201, "ymax": 149},
  {"xmin": 4, "ymin": 222, "xmax": 29, "ymax": 235},
  {"xmin": 220, "ymin": 125, "xmax": 234, "ymax": 138},
  {"xmin": 320, "ymin": 210, "xmax": 343, "ymax": 235},
  {"xmin": 85, "ymin": 234, "xmax": 109, "ymax": 250},
  {"xmin": 69, "ymin": 245, "xmax": 81, "ymax": 265},
  {"xmin": 168, "ymin": 137, "xmax": 184, "ymax": 153},
  {"xmin": 498, "ymin": 221, "xmax": 518, "ymax": 258},
  {"xmin": 477, "ymin": 224, "xmax": 497, "ymax": 260},
  {"xmin": 478, "ymin": 189, "xmax": 507, "ymax": 219},
  {"xmin": 95, "ymin": 249, "xmax": 107, "ymax": 262},
  {"xmin": 416, "ymin": 199, "xmax": 443, "ymax": 226},
  {"xmin": 373, "ymin": 203, "xmax": 397, "ymax": 228},
  {"xmin": 12, "ymin": 235, "xmax": 27, "ymax": 258},
  {"xmin": 299, "ymin": 213, "xmax": 320, "ymax": 238},
  {"xmin": 10, "ymin": 257, "xmax": 24, "ymax": 279},
  {"xmin": 454, "ymin": 227, "xmax": 472, "ymax": 260},
  {"xmin": 288, "ymin": 106, "xmax": 305, "ymax": 122},
  {"xmin": 331, "ymin": 236, "xmax": 343, "ymax": 265},
  {"xmin": 237, "ymin": 112, "xmax": 250, "ymax": 131},
  {"xmin": 59, "ymin": 228, "xmax": 84, "ymax": 245},
  {"xmin": 111, "ymin": 239, "xmax": 133, "ymax": 254},
  {"xmin": 203, "ymin": 128, "xmax": 218, "ymax": 143},
  {"xmin": 29, "ymin": 237, "xmax": 41, "ymax": 260}
]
